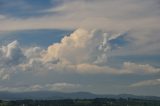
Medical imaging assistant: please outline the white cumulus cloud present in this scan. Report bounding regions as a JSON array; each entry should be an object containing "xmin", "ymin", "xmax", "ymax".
[{"xmin": 44, "ymin": 28, "xmax": 112, "ymax": 65}]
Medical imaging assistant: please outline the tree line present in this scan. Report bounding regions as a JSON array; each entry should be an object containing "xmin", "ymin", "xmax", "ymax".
[{"xmin": 0, "ymin": 98, "xmax": 160, "ymax": 106}]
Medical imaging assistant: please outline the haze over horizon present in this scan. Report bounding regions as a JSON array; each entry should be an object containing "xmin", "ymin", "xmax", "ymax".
[{"xmin": 0, "ymin": 0, "xmax": 160, "ymax": 96}]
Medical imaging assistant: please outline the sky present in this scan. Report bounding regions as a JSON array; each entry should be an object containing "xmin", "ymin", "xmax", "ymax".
[{"xmin": 0, "ymin": 0, "xmax": 160, "ymax": 96}]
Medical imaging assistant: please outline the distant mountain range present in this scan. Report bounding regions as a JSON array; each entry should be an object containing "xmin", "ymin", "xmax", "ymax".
[{"xmin": 0, "ymin": 91, "xmax": 160, "ymax": 100}]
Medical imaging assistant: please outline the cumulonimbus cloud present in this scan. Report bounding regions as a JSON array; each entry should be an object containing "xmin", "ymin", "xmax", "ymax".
[
  {"xmin": 0, "ymin": 29, "xmax": 159, "ymax": 81},
  {"xmin": 44, "ymin": 28, "xmax": 111, "ymax": 65}
]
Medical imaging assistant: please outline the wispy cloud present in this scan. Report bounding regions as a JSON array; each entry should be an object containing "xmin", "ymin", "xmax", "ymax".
[
  {"xmin": 0, "ymin": 0, "xmax": 160, "ymax": 31},
  {"xmin": 0, "ymin": 82, "xmax": 81, "ymax": 92},
  {"xmin": 130, "ymin": 79, "xmax": 160, "ymax": 87}
]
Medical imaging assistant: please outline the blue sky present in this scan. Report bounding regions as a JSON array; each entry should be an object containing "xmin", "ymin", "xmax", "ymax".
[
  {"xmin": 0, "ymin": 0, "xmax": 160, "ymax": 96},
  {"xmin": 0, "ymin": 0, "xmax": 57, "ymax": 18}
]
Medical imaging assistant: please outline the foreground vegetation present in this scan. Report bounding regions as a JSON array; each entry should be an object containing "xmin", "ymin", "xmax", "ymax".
[{"xmin": 0, "ymin": 98, "xmax": 160, "ymax": 106}]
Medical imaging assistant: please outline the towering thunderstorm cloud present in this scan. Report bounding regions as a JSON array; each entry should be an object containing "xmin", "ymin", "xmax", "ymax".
[{"xmin": 0, "ymin": 29, "xmax": 159, "ymax": 81}]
